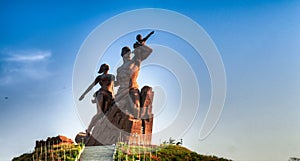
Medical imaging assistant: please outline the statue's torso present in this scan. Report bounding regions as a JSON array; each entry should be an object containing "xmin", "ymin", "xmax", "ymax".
[
  {"xmin": 117, "ymin": 58, "xmax": 141, "ymax": 89},
  {"xmin": 96, "ymin": 74, "xmax": 115, "ymax": 96}
]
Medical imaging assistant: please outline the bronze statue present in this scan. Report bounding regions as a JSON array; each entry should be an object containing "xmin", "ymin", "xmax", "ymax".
[
  {"xmin": 79, "ymin": 64, "xmax": 115, "ymax": 134},
  {"xmin": 115, "ymin": 31, "xmax": 154, "ymax": 118},
  {"xmin": 75, "ymin": 32, "xmax": 155, "ymax": 146}
]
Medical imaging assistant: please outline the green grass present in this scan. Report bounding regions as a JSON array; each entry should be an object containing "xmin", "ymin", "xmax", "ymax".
[
  {"xmin": 12, "ymin": 143, "xmax": 84, "ymax": 161},
  {"xmin": 114, "ymin": 143, "xmax": 232, "ymax": 161}
]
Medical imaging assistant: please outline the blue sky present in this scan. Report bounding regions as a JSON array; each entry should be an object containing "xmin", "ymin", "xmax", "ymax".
[{"xmin": 1, "ymin": 0, "xmax": 300, "ymax": 160}]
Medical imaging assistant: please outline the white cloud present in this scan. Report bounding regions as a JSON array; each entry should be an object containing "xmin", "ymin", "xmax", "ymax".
[
  {"xmin": 5, "ymin": 49, "xmax": 51, "ymax": 62},
  {"xmin": 0, "ymin": 49, "xmax": 52, "ymax": 85}
]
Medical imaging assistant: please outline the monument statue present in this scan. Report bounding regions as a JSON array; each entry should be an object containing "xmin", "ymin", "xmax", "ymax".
[
  {"xmin": 78, "ymin": 64, "xmax": 115, "ymax": 135},
  {"xmin": 76, "ymin": 31, "xmax": 155, "ymax": 146},
  {"xmin": 115, "ymin": 31, "xmax": 154, "ymax": 119}
]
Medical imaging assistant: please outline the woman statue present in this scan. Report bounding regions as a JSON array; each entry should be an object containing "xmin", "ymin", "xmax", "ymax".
[{"xmin": 79, "ymin": 63, "xmax": 115, "ymax": 134}]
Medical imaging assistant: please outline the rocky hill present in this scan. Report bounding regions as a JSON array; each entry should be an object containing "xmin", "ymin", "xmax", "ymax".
[{"xmin": 12, "ymin": 135, "xmax": 83, "ymax": 161}]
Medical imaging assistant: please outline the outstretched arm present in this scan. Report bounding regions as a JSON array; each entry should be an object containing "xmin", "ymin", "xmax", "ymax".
[
  {"xmin": 79, "ymin": 77, "xmax": 100, "ymax": 101},
  {"xmin": 134, "ymin": 31, "xmax": 154, "ymax": 49},
  {"xmin": 142, "ymin": 31, "xmax": 154, "ymax": 42}
]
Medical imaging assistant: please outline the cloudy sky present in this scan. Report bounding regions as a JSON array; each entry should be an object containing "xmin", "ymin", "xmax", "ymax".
[{"xmin": 1, "ymin": 0, "xmax": 300, "ymax": 160}]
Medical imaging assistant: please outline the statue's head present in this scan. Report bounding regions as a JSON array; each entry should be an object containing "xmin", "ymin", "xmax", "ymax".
[
  {"xmin": 121, "ymin": 46, "xmax": 131, "ymax": 59},
  {"xmin": 136, "ymin": 34, "xmax": 142, "ymax": 42},
  {"xmin": 98, "ymin": 63, "xmax": 109, "ymax": 74}
]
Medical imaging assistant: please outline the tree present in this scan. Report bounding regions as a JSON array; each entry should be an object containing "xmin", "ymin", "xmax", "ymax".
[
  {"xmin": 169, "ymin": 137, "xmax": 176, "ymax": 144},
  {"xmin": 162, "ymin": 140, "xmax": 168, "ymax": 145},
  {"xmin": 289, "ymin": 157, "xmax": 300, "ymax": 161}
]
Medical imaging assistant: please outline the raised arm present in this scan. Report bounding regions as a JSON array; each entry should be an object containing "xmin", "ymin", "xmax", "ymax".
[
  {"xmin": 142, "ymin": 31, "xmax": 154, "ymax": 42},
  {"xmin": 79, "ymin": 76, "xmax": 100, "ymax": 101},
  {"xmin": 133, "ymin": 44, "xmax": 153, "ymax": 61}
]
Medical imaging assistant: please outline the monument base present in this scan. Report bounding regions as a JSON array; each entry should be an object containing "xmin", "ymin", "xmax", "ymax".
[{"xmin": 75, "ymin": 86, "xmax": 154, "ymax": 146}]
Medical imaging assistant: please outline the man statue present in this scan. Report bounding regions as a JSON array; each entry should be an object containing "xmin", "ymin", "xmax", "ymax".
[{"xmin": 115, "ymin": 31, "xmax": 154, "ymax": 118}]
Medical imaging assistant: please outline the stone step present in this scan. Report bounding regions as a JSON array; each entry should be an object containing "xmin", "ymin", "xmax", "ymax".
[{"xmin": 80, "ymin": 145, "xmax": 115, "ymax": 161}]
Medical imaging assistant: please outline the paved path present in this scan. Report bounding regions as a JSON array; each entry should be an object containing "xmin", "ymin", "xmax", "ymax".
[{"xmin": 80, "ymin": 145, "xmax": 115, "ymax": 161}]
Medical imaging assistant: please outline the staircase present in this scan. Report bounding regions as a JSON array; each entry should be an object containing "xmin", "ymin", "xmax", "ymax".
[{"xmin": 80, "ymin": 145, "xmax": 115, "ymax": 161}]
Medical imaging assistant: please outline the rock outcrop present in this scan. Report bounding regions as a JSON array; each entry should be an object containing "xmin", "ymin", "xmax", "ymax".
[{"xmin": 35, "ymin": 135, "xmax": 74, "ymax": 149}]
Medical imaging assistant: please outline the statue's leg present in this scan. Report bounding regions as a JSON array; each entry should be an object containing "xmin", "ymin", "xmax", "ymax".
[
  {"xmin": 87, "ymin": 113, "xmax": 102, "ymax": 134},
  {"xmin": 140, "ymin": 86, "xmax": 153, "ymax": 119},
  {"xmin": 102, "ymin": 91, "xmax": 113, "ymax": 114},
  {"xmin": 140, "ymin": 106, "xmax": 147, "ymax": 119},
  {"xmin": 86, "ymin": 92, "xmax": 105, "ymax": 134},
  {"xmin": 129, "ymin": 88, "xmax": 140, "ymax": 118},
  {"xmin": 96, "ymin": 92, "xmax": 104, "ymax": 114}
]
